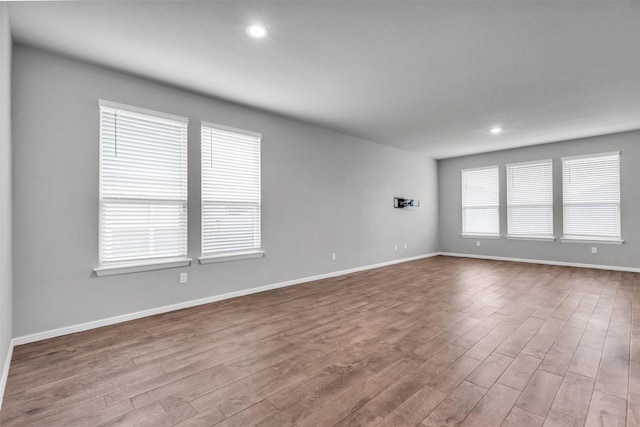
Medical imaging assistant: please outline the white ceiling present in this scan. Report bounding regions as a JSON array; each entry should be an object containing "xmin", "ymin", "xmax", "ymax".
[{"xmin": 8, "ymin": 1, "xmax": 640, "ymax": 159}]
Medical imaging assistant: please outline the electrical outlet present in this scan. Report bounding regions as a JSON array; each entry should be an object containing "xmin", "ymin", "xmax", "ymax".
[
  {"xmin": 591, "ymin": 247, "xmax": 597, "ymax": 254},
  {"xmin": 395, "ymin": 244, "xmax": 398, "ymax": 251},
  {"xmin": 404, "ymin": 243, "xmax": 407, "ymax": 250},
  {"xmin": 476, "ymin": 241, "xmax": 481, "ymax": 247},
  {"xmin": 331, "ymin": 252, "xmax": 336, "ymax": 261},
  {"xmin": 179, "ymin": 272, "xmax": 188, "ymax": 284}
]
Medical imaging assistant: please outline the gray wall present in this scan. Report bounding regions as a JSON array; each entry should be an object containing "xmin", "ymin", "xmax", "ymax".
[
  {"xmin": 0, "ymin": 2, "xmax": 13, "ymax": 393},
  {"xmin": 12, "ymin": 45, "xmax": 438, "ymax": 337},
  {"xmin": 438, "ymin": 130, "xmax": 640, "ymax": 269}
]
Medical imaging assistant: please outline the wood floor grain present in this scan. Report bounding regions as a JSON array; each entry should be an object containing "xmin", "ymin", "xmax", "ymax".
[{"xmin": 1, "ymin": 256, "xmax": 638, "ymax": 426}]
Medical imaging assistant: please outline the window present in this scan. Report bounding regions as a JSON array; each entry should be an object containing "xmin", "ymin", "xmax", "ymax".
[
  {"xmin": 200, "ymin": 122, "xmax": 263, "ymax": 262},
  {"xmin": 461, "ymin": 166, "xmax": 500, "ymax": 237},
  {"xmin": 96, "ymin": 100, "xmax": 189, "ymax": 275},
  {"xmin": 507, "ymin": 160, "xmax": 553, "ymax": 239},
  {"xmin": 562, "ymin": 152, "xmax": 621, "ymax": 242}
]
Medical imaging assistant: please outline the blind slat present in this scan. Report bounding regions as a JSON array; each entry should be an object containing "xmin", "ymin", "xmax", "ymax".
[
  {"xmin": 202, "ymin": 124, "xmax": 261, "ymax": 256},
  {"xmin": 562, "ymin": 153, "xmax": 620, "ymax": 239},
  {"xmin": 462, "ymin": 166, "xmax": 499, "ymax": 235},
  {"xmin": 507, "ymin": 160, "xmax": 553, "ymax": 237},
  {"xmin": 100, "ymin": 102, "xmax": 188, "ymax": 266}
]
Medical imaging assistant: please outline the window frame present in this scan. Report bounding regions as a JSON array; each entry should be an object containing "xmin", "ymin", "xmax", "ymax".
[
  {"xmin": 94, "ymin": 100, "xmax": 191, "ymax": 276},
  {"xmin": 461, "ymin": 165, "xmax": 501, "ymax": 238},
  {"xmin": 506, "ymin": 159, "xmax": 555, "ymax": 241},
  {"xmin": 561, "ymin": 151, "xmax": 622, "ymax": 244},
  {"xmin": 199, "ymin": 121, "xmax": 264, "ymax": 264}
]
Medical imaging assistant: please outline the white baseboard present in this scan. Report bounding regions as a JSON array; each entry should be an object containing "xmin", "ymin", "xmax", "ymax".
[
  {"xmin": 4, "ymin": 251, "xmax": 635, "ymax": 407},
  {"xmin": 10, "ymin": 251, "xmax": 637, "ymax": 347},
  {"xmin": 12, "ymin": 253, "xmax": 440, "ymax": 346},
  {"xmin": 0, "ymin": 339, "xmax": 14, "ymax": 411},
  {"xmin": 439, "ymin": 252, "xmax": 640, "ymax": 273}
]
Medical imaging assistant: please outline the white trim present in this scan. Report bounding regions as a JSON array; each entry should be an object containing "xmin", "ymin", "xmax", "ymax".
[
  {"xmin": 506, "ymin": 236, "xmax": 556, "ymax": 242},
  {"xmin": 200, "ymin": 121, "xmax": 262, "ymax": 138},
  {"xmin": 200, "ymin": 124, "xmax": 262, "ymax": 256},
  {"xmin": 99, "ymin": 99, "xmax": 188, "ymax": 124},
  {"xmin": 505, "ymin": 158, "xmax": 553, "ymax": 168},
  {"xmin": 13, "ymin": 253, "xmax": 440, "ymax": 346},
  {"xmin": 561, "ymin": 151, "xmax": 620, "ymax": 161},
  {"xmin": 560, "ymin": 237, "xmax": 624, "ymax": 245},
  {"xmin": 461, "ymin": 166, "xmax": 500, "ymax": 237},
  {"xmin": 460, "ymin": 164, "xmax": 499, "ymax": 173},
  {"xmin": 98, "ymin": 102, "xmax": 189, "ymax": 267},
  {"xmin": 7, "ymin": 248, "xmax": 637, "ymax": 409},
  {"xmin": 460, "ymin": 234, "xmax": 501, "ymax": 239},
  {"xmin": 94, "ymin": 258, "xmax": 192, "ymax": 277},
  {"xmin": 439, "ymin": 252, "xmax": 640, "ymax": 273},
  {"xmin": 199, "ymin": 250, "xmax": 265, "ymax": 264},
  {"xmin": 506, "ymin": 160, "xmax": 554, "ymax": 238},
  {"xmin": 0, "ymin": 339, "xmax": 15, "ymax": 411},
  {"xmin": 561, "ymin": 153, "xmax": 621, "ymax": 242}
]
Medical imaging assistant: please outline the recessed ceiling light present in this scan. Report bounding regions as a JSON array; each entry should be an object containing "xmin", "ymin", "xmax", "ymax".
[
  {"xmin": 490, "ymin": 127, "xmax": 503, "ymax": 135},
  {"xmin": 246, "ymin": 25, "xmax": 268, "ymax": 39}
]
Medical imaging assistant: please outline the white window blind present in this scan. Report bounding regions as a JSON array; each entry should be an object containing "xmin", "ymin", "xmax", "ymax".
[
  {"xmin": 562, "ymin": 152, "xmax": 620, "ymax": 241},
  {"xmin": 201, "ymin": 122, "xmax": 261, "ymax": 258},
  {"xmin": 99, "ymin": 100, "xmax": 188, "ymax": 267},
  {"xmin": 507, "ymin": 160, "xmax": 553, "ymax": 238},
  {"xmin": 461, "ymin": 166, "xmax": 500, "ymax": 236}
]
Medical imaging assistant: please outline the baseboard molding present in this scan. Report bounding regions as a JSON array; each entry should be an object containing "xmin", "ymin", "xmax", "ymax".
[
  {"xmin": 10, "ymin": 251, "xmax": 637, "ymax": 347},
  {"xmin": 0, "ymin": 339, "xmax": 15, "ymax": 411},
  {"xmin": 4, "ymin": 251, "xmax": 635, "ymax": 407},
  {"xmin": 12, "ymin": 252, "xmax": 439, "ymax": 346},
  {"xmin": 439, "ymin": 252, "xmax": 640, "ymax": 273}
]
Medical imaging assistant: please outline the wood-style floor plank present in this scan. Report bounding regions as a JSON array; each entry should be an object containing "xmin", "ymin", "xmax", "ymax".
[{"xmin": 1, "ymin": 256, "xmax": 638, "ymax": 426}]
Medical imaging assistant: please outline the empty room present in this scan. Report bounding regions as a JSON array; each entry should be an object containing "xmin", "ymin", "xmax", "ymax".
[{"xmin": 0, "ymin": 1, "xmax": 639, "ymax": 426}]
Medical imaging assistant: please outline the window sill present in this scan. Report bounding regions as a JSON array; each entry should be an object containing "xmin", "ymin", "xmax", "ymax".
[
  {"xmin": 506, "ymin": 236, "xmax": 556, "ymax": 242},
  {"xmin": 199, "ymin": 250, "xmax": 266, "ymax": 264},
  {"xmin": 94, "ymin": 257, "xmax": 192, "ymax": 276},
  {"xmin": 460, "ymin": 234, "xmax": 501, "ymax": 240},
  {"xmin": 560, "ymin": 237, "xmax": 624, "ymax": 245}
]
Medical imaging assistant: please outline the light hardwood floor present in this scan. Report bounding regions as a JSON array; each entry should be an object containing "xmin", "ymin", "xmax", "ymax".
[{"xmin": 1, "ymin": 256, "xmax": 638, "ymax": 426}]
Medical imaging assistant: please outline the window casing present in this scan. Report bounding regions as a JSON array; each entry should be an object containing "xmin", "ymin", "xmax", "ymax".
[
  {"xmin": 201, "ymin": 122, "xmax": 262, "ymax": 261},
  {"xmin": 97, "ymin": 100, "xmax": 188, "ymax": 272},
  {"xmin": 562, "ymin": 152, "xmax": 621, "ymax": 242},
  {"xmin": 507, "ymin": 160, "xmax": 553, "ymax": 239},
  {"xmin": 461, "ymin": 166, "xmax": 500, "ymax": 237}
]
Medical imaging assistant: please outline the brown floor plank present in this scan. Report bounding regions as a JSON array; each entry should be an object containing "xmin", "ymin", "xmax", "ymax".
[
  {"xmin": 502, "ymin": 406, "xmax": 546, "ymax": 427},
  {"xmin": 584, "ymin": 391, "xmax": 627, "ymax": 427},
  {"xmin": 550, "ymin": 372, "xmax": 595, "ymax": 421},
  {"xmin": 515, "ymin": 369, "xmax": 564, "ymax": 417},
  {"xmin": 498, "ymin": 353, "xmax": 542, "ymax": 391},
  {"xmin": 544, "ymin": 409, "xmax": 585, "ymax": 427},
  {"xmin": 568, "ymin": 346, "xmax": 602, "ymax": 379},
  {"xmin": 460, "ymin": 382, "xmax": 519, "ymax": 426},
  {"xmin": 386, "ymin": 384, "xmax": 447, "ymax": 426},
  {"xmin": 466, "ymin": 351, "xmax": 513, "ymax": 389},
  {"xmin": 420, "ymin": 381, "xmax": 487, "ymax": 427},
  {"xmin": 0, "ymin": 256, "xmax": 637, "ymax": 427}
]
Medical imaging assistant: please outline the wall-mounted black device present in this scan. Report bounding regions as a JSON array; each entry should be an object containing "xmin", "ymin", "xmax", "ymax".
[{"xmin": 394, "ymin": 197, "xmax": 420, "ymax": 208}]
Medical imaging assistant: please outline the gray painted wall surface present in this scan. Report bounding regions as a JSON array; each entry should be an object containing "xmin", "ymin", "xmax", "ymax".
[
  {"xmin": 438, "ymin": 130, "xmax": 640, "ymax": 268},
  {"xmin": 0, "ymin": 3, "xmax": 13, "ymax": 389},
  {"xmin": 12, "ymin": 45, "xmax": 438, "ymax": 337}
]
